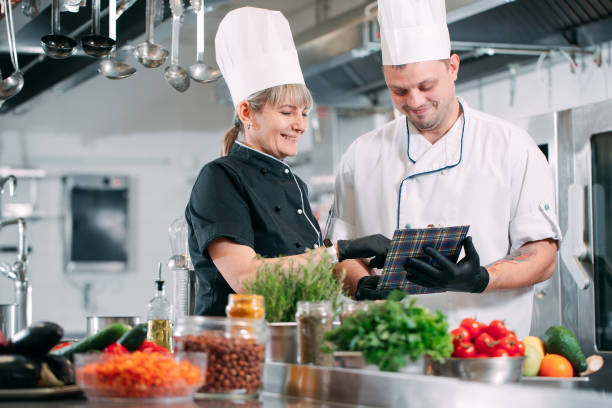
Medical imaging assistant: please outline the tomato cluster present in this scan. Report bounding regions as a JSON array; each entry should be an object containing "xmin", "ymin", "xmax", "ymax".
[{"xmin": 450, "ymin": 318, "xmax": 526, "ymax": 358}]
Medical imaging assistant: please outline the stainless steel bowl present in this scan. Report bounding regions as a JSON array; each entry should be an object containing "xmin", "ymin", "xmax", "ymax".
[
  {"xmin": 266, "ymin": 322, "xmax": 298, "ymax": 364},
  {"xmin": 432, "ymin": 356, "xmax": 525, "ymax": 384},
  {"xmin": 86, "ymin": 315, "xmax": 141, "ymax": 335}
]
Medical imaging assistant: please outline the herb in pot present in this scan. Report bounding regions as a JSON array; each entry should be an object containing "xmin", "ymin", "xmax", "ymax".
[
  {"xmin": 323, "ymin": 291, "xmax": 453, "ymax": 372},
  {"xmin": 243, "ymin": 251, "xmax": 346, "ymax": 323}
]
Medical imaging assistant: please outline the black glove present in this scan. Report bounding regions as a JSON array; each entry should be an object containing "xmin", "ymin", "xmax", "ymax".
[
  {"xmin": 403, "ymin": 236, "xmax": 489, "ymax": 293},
  {"xmin": 337, "ymin": 234, "xmax": 391, "ymax": 268},
  {"xmin": 355, "ymin": 275, "xmax": 391, "ymax": 300}
]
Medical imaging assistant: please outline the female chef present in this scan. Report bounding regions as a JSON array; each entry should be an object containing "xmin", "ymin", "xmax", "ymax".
[{"xmin": 185, "ymin": 7, "xmax": 389, "ymax": 316}]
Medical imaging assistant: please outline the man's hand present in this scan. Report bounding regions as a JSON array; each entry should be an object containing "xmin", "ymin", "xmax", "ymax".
[
  {"xmin": 355, "ymin": 275, "xmax": 391, "ymax": 300},
  {"xmin": 337, "ymin": 234, "xmax": 391, "ymax": 268},
  {"xmin": 403, "ymin": 236, "xmax": 489, "ymax": 293}
]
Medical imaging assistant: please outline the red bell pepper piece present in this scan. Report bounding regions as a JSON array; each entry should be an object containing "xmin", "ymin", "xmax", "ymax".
[
  {"xmin": 51, "ymin": 341, "xmax": 74, "ymax": 351},
  {"xmin": 139, "ymin": 340, "xmax": 169, "ymax": 353},
  {"xmin": 104, "ymin": 342, "xmax": 129, "ymax": 354}
]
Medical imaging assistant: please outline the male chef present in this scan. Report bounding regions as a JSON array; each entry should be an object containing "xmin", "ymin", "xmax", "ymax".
[{"xmin": 326, "ymin": 0, "xmax": 561, "ymax": 337}]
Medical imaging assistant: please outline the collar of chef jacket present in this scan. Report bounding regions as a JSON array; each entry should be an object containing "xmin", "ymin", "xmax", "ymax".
[{"xmin": 231, "ymin": 141, "xmax": 292, "ymax": 176}]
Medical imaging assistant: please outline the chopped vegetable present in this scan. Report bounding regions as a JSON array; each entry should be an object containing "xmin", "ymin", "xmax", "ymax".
[
  {"xmin": 139, "ymin": 340, "xmax": 170, "ymax": 353},
  {"xmin": 103, "ymin": 343, "xmax": 128, "ymax": 354}
]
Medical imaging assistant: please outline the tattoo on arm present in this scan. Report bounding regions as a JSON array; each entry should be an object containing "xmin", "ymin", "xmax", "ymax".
[{"xmin": 486, "ymin": 245, "xmax": 538, "ymax": 273}]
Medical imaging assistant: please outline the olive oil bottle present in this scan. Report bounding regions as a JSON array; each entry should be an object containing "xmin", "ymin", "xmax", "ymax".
[{"xmin": 146, "ymin": 262, "xmax": 173, "ymax": 350}]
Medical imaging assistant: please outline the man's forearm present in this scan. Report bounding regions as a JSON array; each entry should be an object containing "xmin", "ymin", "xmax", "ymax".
[
  {"xmin": 334, "ymin": 259, "xmax": 370, "ymax": 297},
  {"xmin": 484, "ymin": 238, "xmax": 558, "ymax": 291}
]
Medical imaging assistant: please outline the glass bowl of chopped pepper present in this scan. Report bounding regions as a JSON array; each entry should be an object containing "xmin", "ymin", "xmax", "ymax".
[{"xmin": 74, "ymin": 351, "xmax": 207, "ymax": 402}]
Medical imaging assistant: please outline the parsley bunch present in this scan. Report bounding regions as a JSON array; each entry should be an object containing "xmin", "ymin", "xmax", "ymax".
[
  {"xmin": 324, "ymin": 291, "xmax": 453, "ymax": 372},
  {"xmin": 244, "ymin": 251, "xmax": 347, "ymax": 323}
]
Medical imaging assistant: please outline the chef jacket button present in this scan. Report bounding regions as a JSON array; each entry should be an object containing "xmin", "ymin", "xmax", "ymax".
[
  {"xmin": 297, "ymin": 209, "xmax": 303, "ymax": 215},
  {"xmin": 260, "ymin": 168, "xmax": 268, "ymax": 175},
  {"xmin": 284, "ymin": 168, "xmax": 290, "ymax": 174},
  {"xmin": 274, "ymin": 205, "xmax": 281, "ymax": 212},
  {"xmin": 295, "ymin": 242, "xmax": 302, "ymax": 248},
  {"xmin": 314, "ymin": 244, "xmax": 319, "ymax": 248},
  {"xmin": 544, "ymin": 204, "xmax": 550, "ymax": 210}
]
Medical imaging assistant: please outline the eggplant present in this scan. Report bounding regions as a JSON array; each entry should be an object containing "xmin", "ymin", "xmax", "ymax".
[
  {"xmin": 42, "ymin": 354, "xmax": 75, "ymax": 385},
  {"xmin": 0, "ymin": 355, "xmax": 40, "ymax": 389},
  {"xmin": 8, "ymin": 322, "xmax": 63, "ymax": 356}
]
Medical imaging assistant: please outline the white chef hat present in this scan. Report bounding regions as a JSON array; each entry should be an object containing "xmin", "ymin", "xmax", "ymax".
[
  {"xmin": 215, "ymin": 7, "xmax": 305, "ymax": 108},
  {"xmin": 378, "ymin": 0, "xmax": 450, "ymax": 66}
]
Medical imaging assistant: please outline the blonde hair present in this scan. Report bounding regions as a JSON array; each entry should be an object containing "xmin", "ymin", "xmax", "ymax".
[{"xmin": 221, "ymin": 84, "xmax": 314, "ymax": 156}]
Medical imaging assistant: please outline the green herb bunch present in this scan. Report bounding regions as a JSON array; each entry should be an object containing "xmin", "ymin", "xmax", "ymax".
[
  {"xmin": 244, "ymin": 250, "xmax": 347, "ymax": 323},
  {"xmin": 324, "ymin": 291, "xmax": 453, "ymax": 372}
]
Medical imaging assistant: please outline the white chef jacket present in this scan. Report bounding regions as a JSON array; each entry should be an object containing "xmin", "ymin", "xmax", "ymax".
[{"xmin": 327, "ymin": 98, "xmax": 561, "ymax": 338}]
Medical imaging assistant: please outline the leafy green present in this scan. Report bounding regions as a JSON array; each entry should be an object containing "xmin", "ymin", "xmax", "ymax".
[
  {"xmin": 243, "ymin": 250, "xmax": 347, "ymax": 323},
  {"xmin": 323, "ymin": 291, "xmax": 453, "ymax": 372}
]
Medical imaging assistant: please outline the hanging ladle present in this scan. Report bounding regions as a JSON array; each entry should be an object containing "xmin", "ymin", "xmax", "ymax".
[
  {"xmin": 81, "ymin": 0, "xmax": 115, "ymax": 58},
  {"xmin": 164, "ymin": 0, "xmax": 189, "ymax": 92},
  {"xmin": 41, "ymin": 0, "xmax": 77, "ymax": 59},
  {"xmin": 188, "ymin": 0, "xmax": 220, "ymax": 83},
  {"xmin": 0, "ymin": 0, "xmax": 24, "ymax": 100},
  {"xmin": 98, "ymin": 0, "xmax": 136, "ymax": 79},
  {"xmin": 134, "ymin": 0, "xmax": 168, "ymax": 68}
]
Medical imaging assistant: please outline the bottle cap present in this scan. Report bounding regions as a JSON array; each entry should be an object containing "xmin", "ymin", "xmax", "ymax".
[{"xmin": 155, "ymin": 262, "xmax": 165, "ymax": 291}]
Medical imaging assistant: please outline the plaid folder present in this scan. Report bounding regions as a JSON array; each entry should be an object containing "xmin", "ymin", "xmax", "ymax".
[{"xmin": 377, "ymin": 225, "xmax": 470, "ymax": 294}]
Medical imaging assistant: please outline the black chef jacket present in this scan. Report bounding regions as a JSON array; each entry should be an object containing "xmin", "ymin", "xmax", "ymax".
[{"xmin": 185, "ymin": 142, "xmax": 322, "ymax": 316}]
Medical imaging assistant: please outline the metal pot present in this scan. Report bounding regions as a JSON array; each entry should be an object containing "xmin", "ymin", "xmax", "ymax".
[
  {"xmin": 86, "ymin": 315, "xmax": 141, "ymax": 335},
  {"xmin": 0, "ymin": 304, "xmax": 16, "ymax": 338},
  {"xmin": 266, "ymin": 322, "xmax": 297, "ymax": 364}
]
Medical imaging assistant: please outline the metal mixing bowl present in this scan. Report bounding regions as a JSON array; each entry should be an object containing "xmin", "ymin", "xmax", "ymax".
[
  {"xmin": 432, "ymin": 356, "xmax": 525, "ymax": 384},
  {"xmin": 86, "ymin": 316, "xmax": 141, "ymax": 335}
]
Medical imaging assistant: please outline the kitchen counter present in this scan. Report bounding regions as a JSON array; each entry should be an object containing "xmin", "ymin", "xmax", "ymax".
[{"xmin": 1, "ymin": 363, "xmax": 611, "ymax": 407}]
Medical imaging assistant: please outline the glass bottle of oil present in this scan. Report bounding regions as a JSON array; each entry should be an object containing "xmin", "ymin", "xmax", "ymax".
[{"xmin": 146, "ymin": 262, "xmax": 173, "ymax": 350}]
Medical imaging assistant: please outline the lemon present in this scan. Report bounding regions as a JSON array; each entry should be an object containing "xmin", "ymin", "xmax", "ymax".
[
  {"xmin": 523, "ymin": 336, "xmax": 545, "ymax": 356},
  {"xmin": 523, "ymin": 344, "xmax": 544, "ymax": 376}
]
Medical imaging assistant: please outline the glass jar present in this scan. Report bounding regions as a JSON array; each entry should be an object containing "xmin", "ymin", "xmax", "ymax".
[
  {"xmin": 225, "ymin": 294, "xmax": 265, "ymax": 319},
  {"xmin": 174, "ymin": 316, "xmax": 266, "ymax": 396},
  {"xmin": 296, "ymin": 301, "xmax": 333, "ymax": 366},
  {"xmin": 340, "ymin": 301, "xmax": 370, "ymax": 323}
]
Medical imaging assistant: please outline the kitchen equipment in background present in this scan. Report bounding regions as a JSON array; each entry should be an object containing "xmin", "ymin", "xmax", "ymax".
[
  {"xmin": 41, "ymin": 0, "xmax": 77, "ymax": 59},
  {"xmin": 134, "ymin": 0, "xmax": 168, "ymax": 68},
  {"xmin": 0, "ymin": 0, "xmax": 24, "ymax": 101},
  {"xmin": 0, "ymin": 304, "xmax": 16, "ymax": 339},
  {"xmin": 62, "ymin": 175, "xmax": 130, "ymax": 273},
  {"xmin": 432, "ymin": 356, "xmax": 525, "ymax": 384},
  {"xmin": 146, "ymin": 262, "xmax": 172, "ymax": 350},
  {"xmin": 188, "ymin": 0, "xmax": 220, "ymax": 84},
  {"xmin": 164, "ymin": 0, "xmax": 190, "ymax": 92},
  {"xmin": 266, "ymin": 322, "xmax": 298, "ymax": 364},
  {"xmin": 167, "ymin": 217, "xmax": 196, "ymax": 319},
  {"xmin": 81, "ymin": 0, "xmax": 115, "ymax": 58},
  {"xmin": 98, "ymin": 0, "xmax": 136, "ymax": 79},
  {"xmin": 86, "ymin": 315, "xmax": 141, "ymax": 335}
]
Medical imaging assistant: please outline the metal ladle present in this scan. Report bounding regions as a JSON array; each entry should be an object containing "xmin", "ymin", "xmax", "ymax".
[
  {"xmin": 0, "ymin": 0, "xmax": 24, "ymax": 100},
  {"xmin": 98, "ymin": 0, "xmax": 136, "ymax": 79},
  {"xmin": 81, "ymin": 0, "xmax": 115, "ymax": 58},
  {"xmin": 164, "ymin": 0, "xmax": 189, "ymax": 92},
  {"xmin": 188, "ymin": 0, "xmax": 220, "ymax": 83},
  {"xmin": 41, "ymin": 0, "xmax": 77, "ymax": 59},
  {"xmin": 134, "ymin": 0, "xmax": 168, "ymax": 68}
]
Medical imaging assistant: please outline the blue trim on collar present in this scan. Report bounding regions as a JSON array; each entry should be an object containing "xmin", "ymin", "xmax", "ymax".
[{"xmin": 396, "ymin": 102, "xmax": 466, "ymax": 229}]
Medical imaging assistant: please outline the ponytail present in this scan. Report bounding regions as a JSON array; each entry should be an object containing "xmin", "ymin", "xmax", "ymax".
[{"xmin": 221, "ymin": 116, "xmax": 241, "ymax": 156}]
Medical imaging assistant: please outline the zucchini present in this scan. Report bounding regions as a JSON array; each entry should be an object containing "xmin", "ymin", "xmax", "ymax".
[
  {"xmin": 117, "ymin": 323, "xmax": 148, "ymax": 351},
  {"xmin": 51, "ymin": 323, "xmax": 131, "ymax": 361},
  {"xmin": 0, "ymin": 355, "xmax": 40, "ymax": 389},
  {"xmin": 8, "ymin": 322, "xmax": 64, "ymax": 356}
]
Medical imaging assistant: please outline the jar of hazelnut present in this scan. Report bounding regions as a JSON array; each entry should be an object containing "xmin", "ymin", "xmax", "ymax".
[{"xmin": 174, "ymin": 316, "xmax": 266, "ymax": 396}]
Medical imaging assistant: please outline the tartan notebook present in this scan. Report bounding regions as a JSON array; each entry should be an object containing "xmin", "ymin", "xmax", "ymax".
[{"xmin": 376, "ymin": 225, "xmax": 470, "ymax": 294}]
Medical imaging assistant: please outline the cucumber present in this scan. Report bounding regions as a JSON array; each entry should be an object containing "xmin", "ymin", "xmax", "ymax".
[
  {"xmin": 52, "ymin": 323, "xmax": 131, "ymax": 361},
  {"xmin": 8, "ymin": 322, "xmax": 64, "ymax": 356},
  {"xmin": 117, "ymin": 323, "xmax": 148, "ymax": 351}
]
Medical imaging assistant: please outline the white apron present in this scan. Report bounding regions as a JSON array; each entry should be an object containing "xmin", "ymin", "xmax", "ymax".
[{"xmin": 328, "ymin": 99, "xmax": 561, "ymax": 338}]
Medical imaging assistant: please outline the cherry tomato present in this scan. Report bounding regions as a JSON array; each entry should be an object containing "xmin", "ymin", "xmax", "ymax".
[
  {"xmin": 450, "ymin": 327, "xmax": 470, "ymax": 347},
  {"xmin": 51, "ymin": 341, "xmax": 73, "ymax": 351},
  {"xmin": 515, "ymin": 341, "xmax": 526, "ymax": 356},
  {"xmin": 507, "ymin": 331, "xmax": 517, "ymax": 341},
  {"xmin": 0, "ymin": 331, "xmax": 7, "ymax": 349},
  {"xmin": 496, "ymin": 335, "xmax": 517, "ymax": 354},
  {"xmin": 484, "ymin": 320, "xmax": 508, "ymax": 340},
  {"xmin": 453, "ymin": 342, "xmax": 477, "ymax": 358},
  {"xmin": 474, "ymin": 333, "xmax": 496, "ymax": 355},
  {"xmin": 104, "ymin": 342, "xmax": 128, "ymax": 354},
  {"xmin": 475, "ymin": 353, "xmax": 490, "ymax": 358},
  {"xmin": 492, "ymin": 348, "xmax": 510, "ymax": 357},
  {"xmin": 460, "ymin": 318, "xmax": 483, "ymax": 341}
]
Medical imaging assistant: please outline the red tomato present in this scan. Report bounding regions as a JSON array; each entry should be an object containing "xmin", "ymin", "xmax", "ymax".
[
  {"xmin": 475, "ymin": 353, "xmax": 490, "ymax": 359},
  {"xmin": 453, "ymin": 342, "xmax": 477, "ymax": 358},
  {"xmin": 496, "ymin": 335, "xmax": 517, "ymax": 354},
  {"xmin": 51, "ymin": 341, "xmax": 73, "ymax": 351},
  {"xmin": 484, "ymin": 320, "xmax": 508, "ymax": 340},
  {"xmin": 515, "ymin": 341, "xmax": 526, "ymax": 356},
  {"xmin": 474, "ymin": 333, "xmax": 496, "ymax": 355},
  {"xmin": 492, "ymin": 348, "xmax": 510, "ymax": 357},
  {"xmin": 104, "ymin": 342, "xmax": 128, "ymax": 354},
  {"xmin": 0, "ymin": 331, "xmax": 6, "ymax": 349},
  {"xmin": 450, "ymin": 327, "xmax": 470, "ymax": 347},
  {"xmin": 507, "ymin": 331, "xmax": 517, "ymax": 341},
  {"xmin": 460, "ymin": 318, "xmax": 483, "ymax": 340}
]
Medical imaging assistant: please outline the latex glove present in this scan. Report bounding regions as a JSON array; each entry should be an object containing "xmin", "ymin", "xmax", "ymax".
[
  {"xmin": 337, "ymin": 234, "xmax": 391, "ymax": 268},
  {"xmin": 355, "ymin": 275, "xmax": 391, "ymax": 300},
  {"xmin": 403, "ymin": 236, "xmax": 489, "ymax": 293}
]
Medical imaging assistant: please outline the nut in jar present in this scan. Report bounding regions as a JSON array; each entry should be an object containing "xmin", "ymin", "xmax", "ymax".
[{"xmin": 174, "ymin": 316, "xmax": 266, "ymax": 396}]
